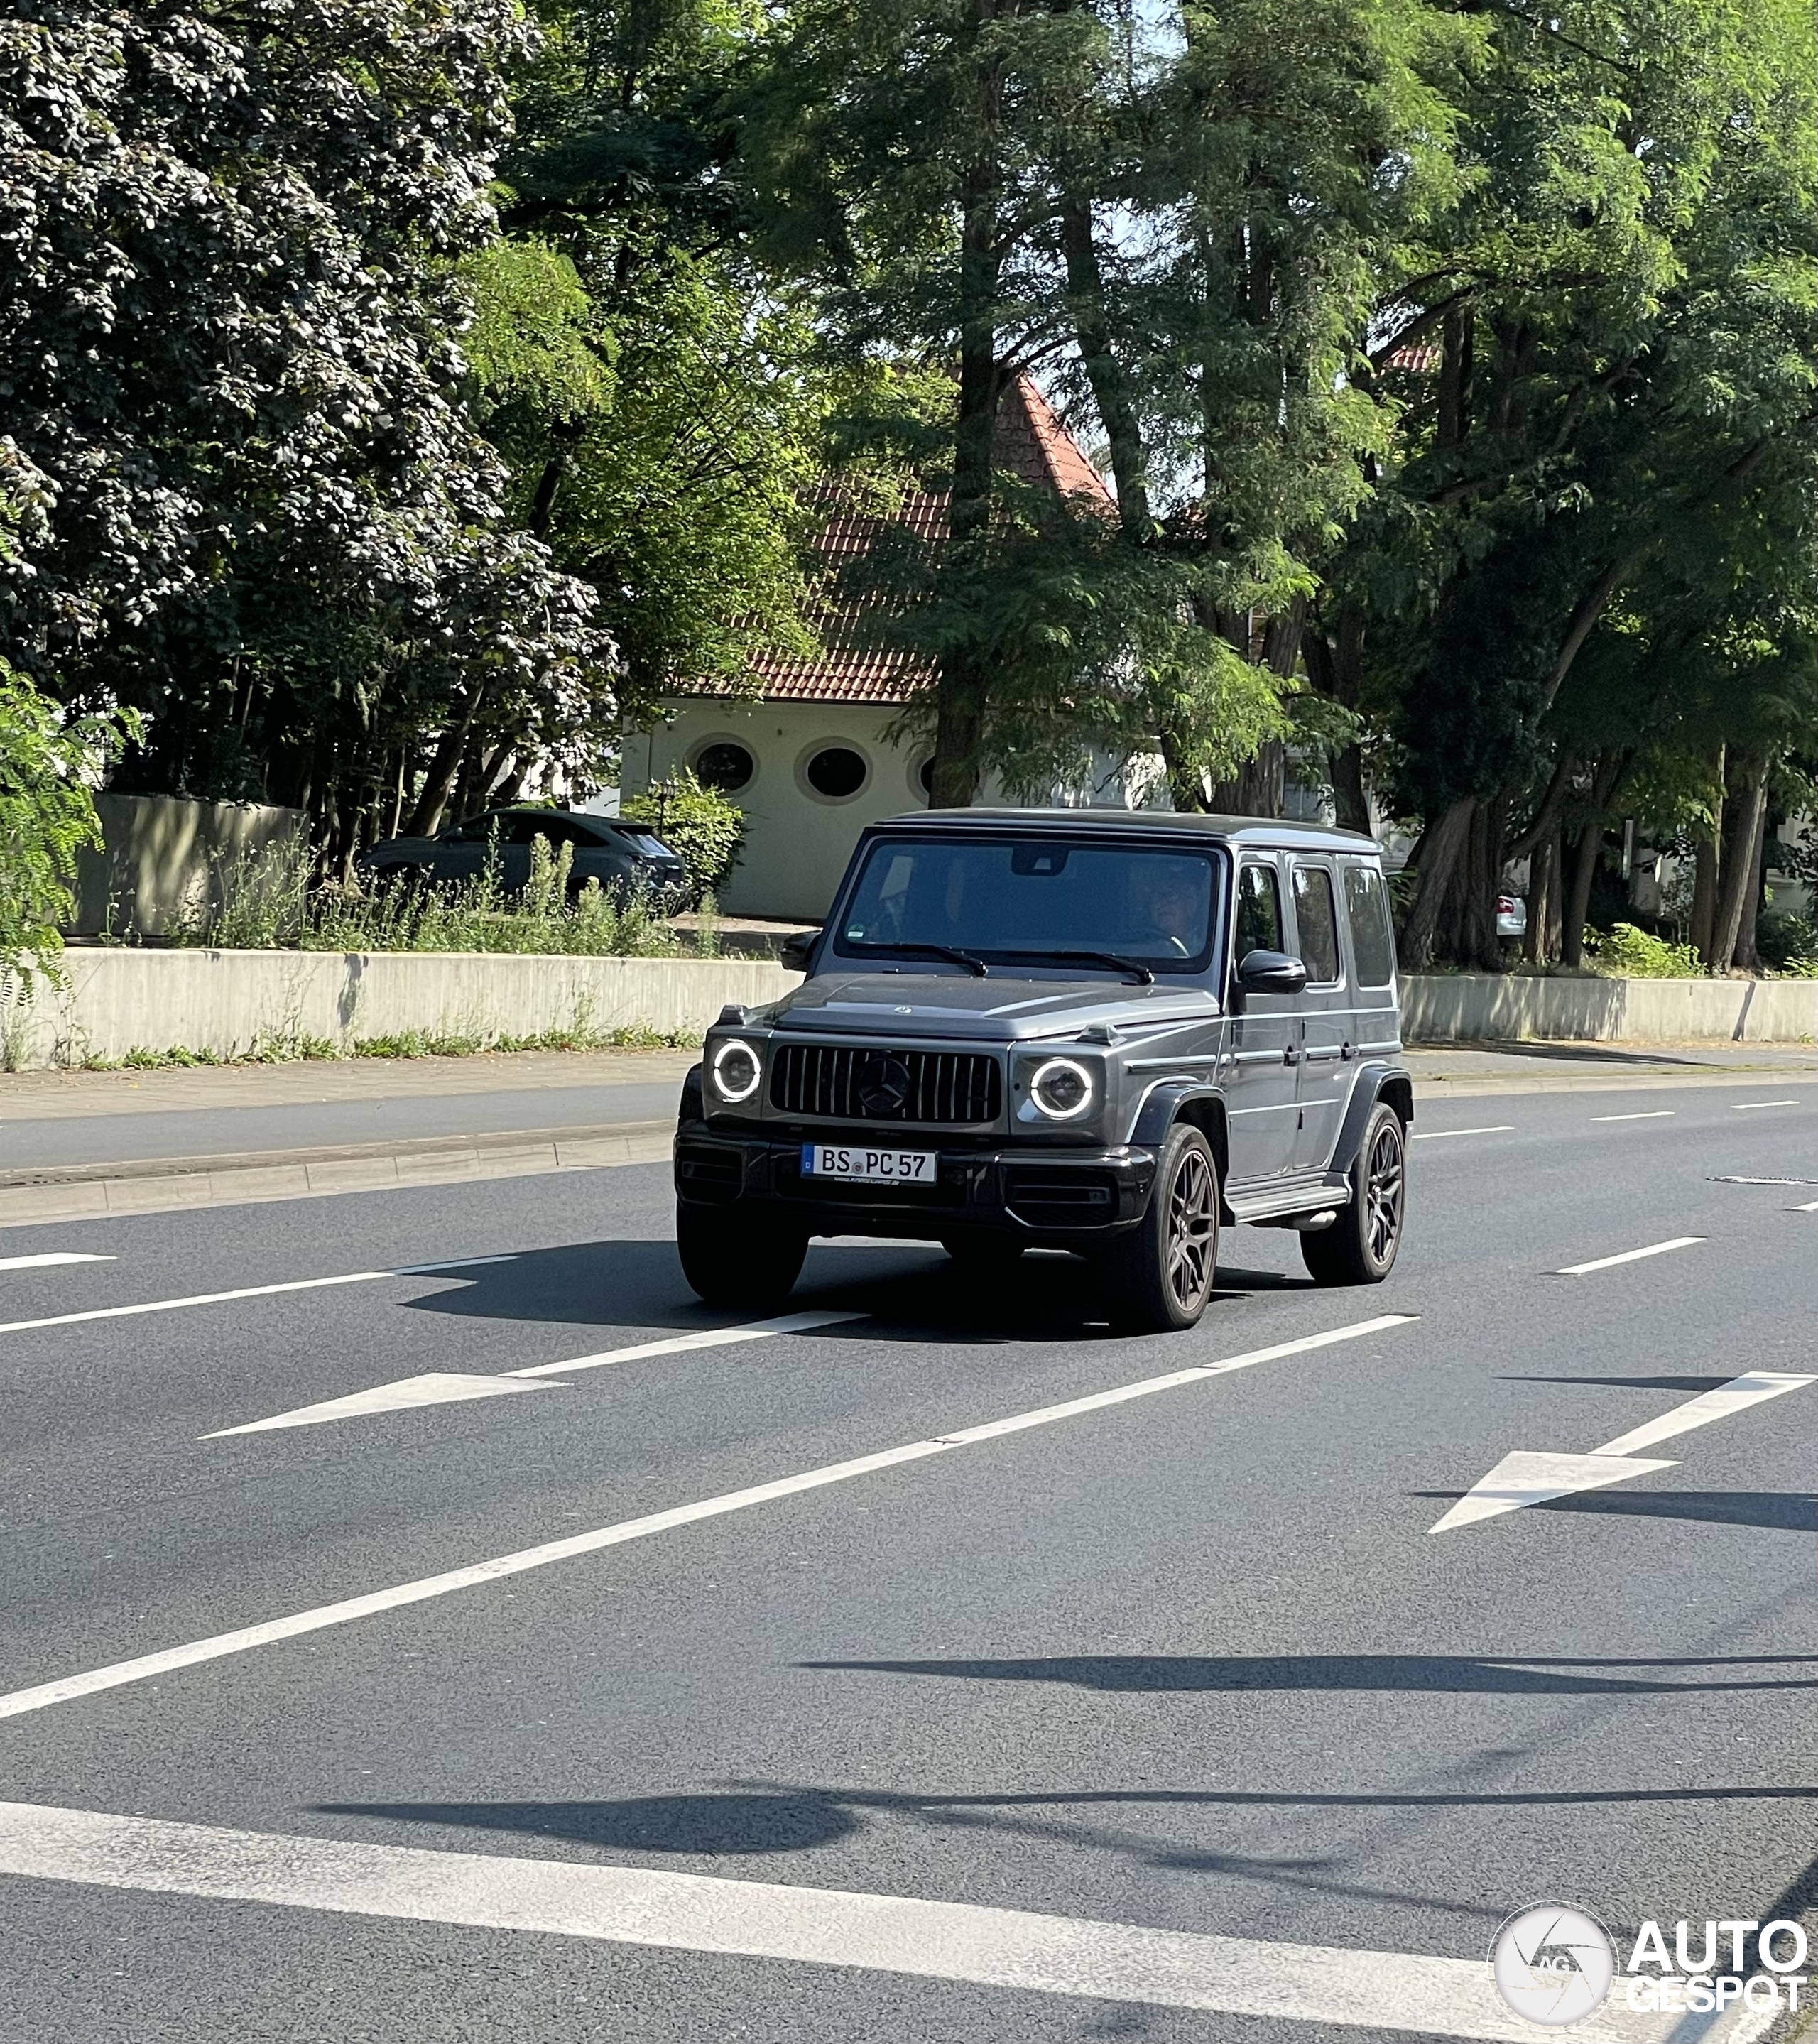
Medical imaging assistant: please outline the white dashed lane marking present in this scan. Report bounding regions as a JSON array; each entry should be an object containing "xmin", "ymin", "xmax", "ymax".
[
  {"xmin": 1553, "ymin": 1237, "xmax": 1702, "ymax": 1277},
  {"xmin": 1412, "ymin": 1127, "xmax": 1514, "ymax": 1141},
  {"xmin": 0, "ymin": 1253, "xmax": 114, "ymax": 1272}
]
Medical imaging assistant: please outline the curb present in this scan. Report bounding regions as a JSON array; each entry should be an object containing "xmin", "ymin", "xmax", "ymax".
[{"xmin": 0, "ymin": 1121, "xmax": 675, "ymax": 1230}]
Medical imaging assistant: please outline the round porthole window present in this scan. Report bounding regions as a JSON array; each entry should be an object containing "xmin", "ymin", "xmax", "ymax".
[
  {"xmin": 694, "ymin": 741, "xmax": 755, "ymax": 793},
  {"xmin": 805, "ymin": 745, "xmax": 868, "ymax": 800}
]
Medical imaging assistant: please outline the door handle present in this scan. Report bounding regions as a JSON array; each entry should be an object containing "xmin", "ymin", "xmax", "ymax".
[
  {"xmin": 1283, "ymin": 1046, "xmax": 1302, "ymax": 1067},
  {"xmin": 1341, "ymin": 1041, "xmax": 1356, "ymax": 1060}
]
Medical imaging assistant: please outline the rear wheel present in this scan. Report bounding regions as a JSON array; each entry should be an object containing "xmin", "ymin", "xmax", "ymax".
[
  {"xmin": 676, "ymin": 1203, "xmax": 808, "ymax": 1310},
  {"xmin": 1301, "ymin": 1102, "xmax": 1405, "ymax": 1285},
  {"xmin": 1101, "ymin": 1124, "xmax": 1219, "ymax": 1333}
]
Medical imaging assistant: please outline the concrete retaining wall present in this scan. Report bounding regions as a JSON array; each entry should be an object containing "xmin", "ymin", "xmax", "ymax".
[
  {"xmin": 4, "ymin": 949, "xmax": 800, "ymax": 1069},
  {"xmin": 4, "ymin": 952, "xmax": 1812, "ymax": 1070},
  {"xmin": 1398, "ymin": 973, "xmax": 1814, "ymax": 1045},
  {"xmin": 69, "ymin": 794, "xmax": 307, "ymax": 938}
]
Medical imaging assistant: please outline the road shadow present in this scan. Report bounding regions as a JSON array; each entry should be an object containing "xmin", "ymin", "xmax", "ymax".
[
  {"xmin": 1500, "ymin": 1374, "xmax": 1740, "ymax": 1393},
  {"xmin": 799, "ymin": 1652, "xmax": 1818, "ymax": 1696},
  {"xmin": 397, "ymin": 1236, "xmax": 1286, "ymax": 1345},
  {"xmin": 1532, "ymin": 1490, "xmax": 1818, "ymax": 1533}
]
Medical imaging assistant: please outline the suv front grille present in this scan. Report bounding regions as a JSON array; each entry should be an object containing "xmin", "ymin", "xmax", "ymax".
[{"xmin": 770, "ymin": 1044, "xmax": 1001, "ymax": 1125}]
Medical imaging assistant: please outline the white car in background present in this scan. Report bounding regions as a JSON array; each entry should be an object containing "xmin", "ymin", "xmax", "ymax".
[{"xmin": 1496, "ymin": 891, "xmax": 1528, "ymax": 940}]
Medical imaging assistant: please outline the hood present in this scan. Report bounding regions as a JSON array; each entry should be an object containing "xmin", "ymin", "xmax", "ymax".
[{"xmin": 761, "ymin": 971, "xmax": 1219, "ymax": 1043}]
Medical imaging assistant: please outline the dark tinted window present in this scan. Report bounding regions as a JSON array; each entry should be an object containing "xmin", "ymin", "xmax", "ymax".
[
  {"xmin": 504, "ymin": 812, "xmax": 592, "ymax": 846},
  {"xmin": 1292, "ymin": 865, "xmax": 1341, "ymax": 983},
  {"xmin": 1344, "ymin": 864, "xmax": 1397, "ymax": 985},
  {"xmin": 695, "ymin": 742, "xmax": 754, "ymax": 793},
  {"xmin": 1234, "ymin": 862, "xmax": 1283, "ymax": 960},
  {"xmin": 837, "ymin": 837, "xmax": 1221, "ymax": 972},
  {"xmin": 807, "ymin": 746, "xmax": 868, "ymax": 798}
]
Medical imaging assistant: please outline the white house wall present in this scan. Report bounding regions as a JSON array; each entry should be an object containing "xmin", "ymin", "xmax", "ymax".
[{"xmin": 626, "ymin": 702, "xmax": 1170, "ymax": 920}]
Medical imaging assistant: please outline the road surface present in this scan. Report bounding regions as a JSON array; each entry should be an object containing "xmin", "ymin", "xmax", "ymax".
[{"xmin": 0, "ymin": 1078, "xmax": 1811, "ymax": 2041}]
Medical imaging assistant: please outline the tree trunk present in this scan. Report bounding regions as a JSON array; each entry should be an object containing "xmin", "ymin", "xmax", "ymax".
[
  {"xmin": 1399, "ymin": 797, "xmax": 1474, "ymax": 969},
  {"xmin": 1522, "ymin": 834, "xmax": 1554, "ymax": 964},
  {"xmin": 926, "ymin": 4, "xmax": 1003, "ymax": 812},
  {"xmin": 1302, "ymin": 607, "xmax": 1370, "ymax": 832},
  {"xmin": 1542, "ymin": 826, "xmax": 1564, "ymax": 960},
  {"xmin": 1060, "ymin": 197, "xmax": 1151, "ymax": 538},
  {"xmin": 1712, "ymin": 755, "xmax": 1770, "ymax": 974},
  {"xmin": 1560, "ymin": 825, "xmax": 1603, "ymax": 969},
  {"xmin": 1208, "ymin": 740, "xmax": 1285, "ymax": 818}
]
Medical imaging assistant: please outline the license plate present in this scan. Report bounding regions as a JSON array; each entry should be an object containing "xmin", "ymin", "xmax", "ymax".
[{"xmin": 800, "ymin": 1143, "xmax": 937, "ymax": 1185}]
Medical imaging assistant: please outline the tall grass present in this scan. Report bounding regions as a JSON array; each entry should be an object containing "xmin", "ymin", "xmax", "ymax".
[{"xmin": 170, "ymin": 836, "xmax": 680, "ymax": 957}]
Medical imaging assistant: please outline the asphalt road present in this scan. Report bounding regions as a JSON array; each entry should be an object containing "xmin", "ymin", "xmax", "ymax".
[{"xmin": 0, "ymin": 1082, "xmax": 1812, "ymax": 2043}]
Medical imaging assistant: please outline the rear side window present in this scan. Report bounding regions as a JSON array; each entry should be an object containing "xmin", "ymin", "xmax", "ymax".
[
  {"xmin": 1343, "ymin": 864, "xmax": 1397, "ymax": 986},
  {"xmin": 1292, "ymin": 866, "xmax": 1341, "ymax": 984},
  {"xmin": 1234, "ymin": 862, "xmax": 1283, "ymax": 959}
]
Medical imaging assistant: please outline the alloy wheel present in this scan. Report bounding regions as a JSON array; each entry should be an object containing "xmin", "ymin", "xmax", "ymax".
[
  {"xmin": 1165, "ymin": 1147, "xmax": 1216, "ymax": 1310},
  {"xmin": 1365, "ymin": 1122, "xmax": 1405, "ymax": 1264}
]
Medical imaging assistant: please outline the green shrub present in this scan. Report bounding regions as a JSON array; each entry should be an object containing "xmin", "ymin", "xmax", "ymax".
[
  {"xmin": 621, "ymin": 770, "xmax": 745, "ymax": 903},
  {"xmin": 1756, "ymin": 909, "xmax": 1818, "ymax": 977},
  {"xmin": 1583, "ymin": 922, "xmax": 1704, "ymax": 979}
]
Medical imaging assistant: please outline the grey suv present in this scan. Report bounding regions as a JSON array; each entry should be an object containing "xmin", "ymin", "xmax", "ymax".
[{"xmin": 674, "ymin": 810, "xmax": 1411, "ymax": 1332}]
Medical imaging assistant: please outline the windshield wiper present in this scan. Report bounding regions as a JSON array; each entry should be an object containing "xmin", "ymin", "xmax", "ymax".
[
  {"xmin": 847, "ymin": 941, "xmax": 989, "ymax": 978},
  {"xmin": 993, "ymin": 948, "xmax": 1155, "ymax": 986}
]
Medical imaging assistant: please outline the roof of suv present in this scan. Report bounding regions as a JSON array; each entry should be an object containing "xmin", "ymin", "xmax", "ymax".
[{"xmin": 875, "ymin": 807, "xmax": 1380, "ymax": 855}]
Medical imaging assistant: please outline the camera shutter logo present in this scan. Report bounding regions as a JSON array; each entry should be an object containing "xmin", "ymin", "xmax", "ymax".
[{"xmin": 1491, "ymin": 1903, "xmax": 1616, "ymax": 2026}]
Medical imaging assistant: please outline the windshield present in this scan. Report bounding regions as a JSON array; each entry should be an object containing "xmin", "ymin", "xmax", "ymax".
[{"xmin": 834, "ymin": 836, "xmax": 1224, "ymax": 974}]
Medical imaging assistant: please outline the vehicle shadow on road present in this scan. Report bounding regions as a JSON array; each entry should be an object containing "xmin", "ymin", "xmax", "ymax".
[
  {"xmin": 397, "ymin": 1237, "xmax": 1297, "ymax": 1345},
  {"xmin": 796, "ymin": 1651, "xmax": 1818, "ymax": 1695}
]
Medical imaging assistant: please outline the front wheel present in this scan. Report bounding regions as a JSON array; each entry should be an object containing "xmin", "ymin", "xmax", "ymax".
[
  {"xmin": 1100, "ymin": 1124, "xmax": 1219, "ymax": 1333},
  {"xmin": 676, "ymin": 1203, "xmax": 808, "ymax": 1310},
  {"xmin": 1302, "ymin": 1102, "xmax": 1405, "ymax": 1285}
]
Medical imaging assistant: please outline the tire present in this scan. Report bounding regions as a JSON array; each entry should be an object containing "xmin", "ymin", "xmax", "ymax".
[
  {"xmin": 941, "ymin": 1234, "xmax": 1026, "ymax": 1269},
  {"xmin": 1301, "ymin": 1101, "xmax": 1405, "ymax": 1285},
  {"xmin": 1101, "ymin": 1123, "xmax": 1219, "ymax": 1333},
  {"xmin": 676, "ymin": 1202, "xmax": 808, "ymax": 1310}
]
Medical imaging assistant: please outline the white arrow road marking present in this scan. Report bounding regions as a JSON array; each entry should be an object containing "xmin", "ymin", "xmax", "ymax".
[
  {"xmin": 1795, "ymin": 1198, "xmax": 1818, "ymax": 1212},
  {"xmin": 1554, "ymin": 1236, "xmax": 1702, "ymax": 1276},
  {"xmin": 200, "ymin": 1310, "xmax": 868, "ymax": 1435},
  {"xmin": 1591, "ymin": 1371, "xmax": 1817, "ymax": 1458},
  {"xmin": 0, "ymin": 1256, "xmax": 516, "ymax": 1337},
  {"xmin": 0, "ymin": 1796, "xmax": 1706, "ymax": 2043},
  {"xmin": 203, "ymin": 1374, "xmax": 556, "ymax": 1437},
  {"xmin": 1431, "ymin": 1371, "xmax": 1818, "ymax": 1533},
  {"xmin": 504, "ymin": 1310, "xmax": 866, "ymax": 1381},
  {"xmin": 0, "ymin": 1252, "xmax": 114, "ymax": 1271},
  {"xmin": 0, "ymin": 1314, "xmax": 1415, "ymax": 1721},
  {"xmin": 1428, "ymin": 1452, "xmax": 1679, "ymax": 1533},
  {"xmin": 1411, "ymin": 1126, "xmax": 1514, "ymax": 1141}
]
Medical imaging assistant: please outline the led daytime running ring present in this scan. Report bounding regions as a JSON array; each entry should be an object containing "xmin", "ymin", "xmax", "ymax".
[
  {"xmin": 1028, "ymin": 1056, "xmax": 1094, "ymax": 1120},
  {"xmin": 711, "ymin": 1038, "xmax": 762, "ymax": 1103}
]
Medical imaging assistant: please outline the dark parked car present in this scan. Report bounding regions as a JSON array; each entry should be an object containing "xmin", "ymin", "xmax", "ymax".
[
  {"xmin": 356, "ymin": 808, "xmax": 687, "ymax": 904},
  {"xmin": 673, "ymin": 809, "xmax": 1412, "ymax": 1333}
]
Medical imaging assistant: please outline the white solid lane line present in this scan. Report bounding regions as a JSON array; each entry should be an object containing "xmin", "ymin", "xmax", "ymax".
[
  {"xmin": 1591, "ymin": 1370, "xmax": 1817, "ymax": 1459},
  {"xmin": 0, "ymin": 1800, "xmax": 1696, "ymax": 2044},
  {"xmin": 0, "ymin": 1252, "xmax": 115, "ymax": 1271},
  {"xmin": 1590, "ymin": 1111, "xmax": 1674, "ymax": 1123},
  {"xmin": 0, "ymin": 1256, "xmax": 516, "ymax": 1337},
  {"xmin": 203, "ymin": 1311, "xmax": 870, "ymax": 1435},
  {"xmin": 1731, "ymin": 1099, "xmax": 1799, "ymax": 1111},
  {"xmin": 1410, "ymin": 1126, "xmax": 1514, "ymax": 1141},
  {"xmin": 0, "ymin": 1314, "xmax": 1415, "ymax": 1722},
  {"xmin": 1554, "ymin": 1236, "xmax": 1702, "ymax": 1276}
]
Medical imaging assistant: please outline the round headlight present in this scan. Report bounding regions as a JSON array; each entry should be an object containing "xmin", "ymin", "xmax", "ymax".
[
  {"xmin": 1028, "ymin": 1057, "xmax": 1093, "ymax": 1120},
  {"xmin": 710, "ymin": 1038, "xmax": 761, "ymax": 1104}
]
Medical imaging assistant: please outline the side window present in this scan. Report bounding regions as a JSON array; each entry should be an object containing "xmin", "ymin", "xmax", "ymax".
[
  {"xmin": 1291, "ymin": 865, "xmax": 1341, "ymax": 984},
  {"xmin": 1343, "ymin": 864, "xmax": 1397, "ymax": 986},
  {"xmin": 506, "ymin": 814, "xmax": 586, "ymax": 847},
  {"xmin": 1234, "ymin": 861, "xmax": 1283, "ymax": 960}
]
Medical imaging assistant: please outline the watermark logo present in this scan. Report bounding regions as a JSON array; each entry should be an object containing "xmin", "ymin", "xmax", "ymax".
[{"xmin": 1491, "ymin": 1903, "xmax": 1616, "ymax": 2027}]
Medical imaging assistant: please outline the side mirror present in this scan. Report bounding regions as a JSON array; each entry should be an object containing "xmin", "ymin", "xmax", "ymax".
[
  {"xmin": 1237, "ymin": 948, "xmax": 1308, "ymax": 996},
  {"xmin": 780, "ymin": 931, "xmax": 816, "ymax": 974}
]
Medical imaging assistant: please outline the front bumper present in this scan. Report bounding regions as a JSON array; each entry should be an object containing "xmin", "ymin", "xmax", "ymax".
[{"xmin": 675, "ymin": 1122, "xmax": 1158, "ymax": 1244}]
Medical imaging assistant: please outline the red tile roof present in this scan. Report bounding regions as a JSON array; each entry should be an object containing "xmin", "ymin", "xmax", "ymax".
[{"xmin": 671, "ymin": 375, "xmax": 1114, "ymax": 707}]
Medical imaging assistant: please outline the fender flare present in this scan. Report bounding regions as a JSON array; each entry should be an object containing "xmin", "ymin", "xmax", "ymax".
[
  {"xmin": 1128, "ymin": 1080, "xmax": 1230, "ymax": 1188},
  {"xmin": 1330, "ymin": 1063, "xmax": 1413, "ymax": 1175}
]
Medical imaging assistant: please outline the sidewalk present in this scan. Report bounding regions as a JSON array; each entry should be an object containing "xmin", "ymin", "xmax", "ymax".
[{"xmin": 0, "ymin": 1039, "xmax": 1811, "ymax": 1230}]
